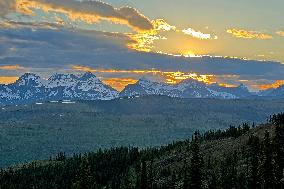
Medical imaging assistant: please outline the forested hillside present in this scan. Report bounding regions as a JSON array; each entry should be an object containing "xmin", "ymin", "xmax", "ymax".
[
  {"xmin": 1, "ymin": 97, "xmax": 284, "ymax": 168},
  {"xmin": 1, "ymin": 113, "xmax": 283, "ymax": 189},
  {"xmin": 0, "ymin": 96, "xmax": 284, "ymax": 168}
]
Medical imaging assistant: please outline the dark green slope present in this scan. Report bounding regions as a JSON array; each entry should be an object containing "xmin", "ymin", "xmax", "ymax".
[
  {"xmin": 1, "ymin": 96, "xmax": 284, "ymax": 168},
  {"xmin": 1, "ymin": 114, "xmax": 284, "ymax": 189}
]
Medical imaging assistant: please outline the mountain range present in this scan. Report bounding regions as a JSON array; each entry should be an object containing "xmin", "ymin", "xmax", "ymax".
[{"xmin": 0, "ymin": 72, "xmax": 283, "ymax": 104}]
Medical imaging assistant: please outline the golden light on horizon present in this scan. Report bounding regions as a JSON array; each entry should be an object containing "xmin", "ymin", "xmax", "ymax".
[
  {"xmin": 0, "ymin": 76, "xmax": 19, "ymax": 84},
  {"xmin": 259, "ymin": 80, "xmax": 284, "ymax": 90},
  {"xmin": 102, "ymin": 78, "xmax": 137, "ymax": 91},
  {"xmin": 226, "ymin": 29, "xmax": 273, "ymax": 39},
  {"xmin": 0, "ymin": 65, "xmax": 21, "ymax": 70},
  {"xmin": 164, "ymin": 72, "xmax": 215, "ymax": 84},
  {"xmin": 72, "ymin": 65, "xmax": 216, "ymax": 87}
]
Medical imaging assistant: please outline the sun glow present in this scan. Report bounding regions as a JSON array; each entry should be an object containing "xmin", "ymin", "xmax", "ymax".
[
  {"xmin": 102, "ymin": 78, "xmax": 137, "ymax": 91},
  {"xmin": 165, "ymin": 72, "xmax": 214, "ymax": 84},
  {"xmin": 72, "ymin": 65, "xmax": 215, "ymax": 86},
  {"xmin": 0, "ymin": 76, "xmax": 19, "ymax": 84},
  {"xmin": 0, "ymin": 65, "xmax": 22, "ymax": 70},
  {"xmin": 259, "ymin": 80, "xmax": 284, "ymax": 90}
]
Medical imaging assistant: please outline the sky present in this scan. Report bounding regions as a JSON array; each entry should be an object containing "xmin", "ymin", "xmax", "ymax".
[{"xmin": 0, "ymin": 0, "xmax": 284, "ymax": 91}]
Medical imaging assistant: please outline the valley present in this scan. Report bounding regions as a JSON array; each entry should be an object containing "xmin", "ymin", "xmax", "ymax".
[{"xmin": 1, "ymin": 96, "xmax": 284, "ymax": 168}]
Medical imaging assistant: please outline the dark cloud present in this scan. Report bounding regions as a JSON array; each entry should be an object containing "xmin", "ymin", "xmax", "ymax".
[
  {"xmin": 0, "ymin": 0, "xmax": 15, "ymax": 17},
  {"xmin": 0, "ymin": 0, "xmax": 153, "ymax": 31},
  {"xmin": 0, "ymin": 27, "xmax": 284, "ymax": 82}
]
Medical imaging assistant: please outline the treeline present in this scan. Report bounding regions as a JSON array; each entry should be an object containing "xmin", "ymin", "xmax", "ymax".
[
  {"xmin": 202, "ymin": 123, "xmax": 251, "ymax": 141},
  {"xmin": 0, "ymin": 113, "xmax": 284, "ymax": 189}
]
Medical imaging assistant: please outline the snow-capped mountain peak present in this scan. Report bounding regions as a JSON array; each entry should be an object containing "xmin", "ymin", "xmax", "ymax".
[
  {"xmin": 80, "ymin": 72, "xmax": 97, "ymax": 80},
  {"xmin": 15, "ymin": 73, "xmax": 45, "ymax": 87},
  {"xmin": 238, "ymin": 83, "xmax": 248, "ymax": 90},
  {"xmin": 48, "ymin": 73, "xmax": 79, "ymax": 88},
  {"xmin": 120, "ymin": 77, "xmax": 253, "ymax": 99},
  {"xmin": 0, "ymin": 72, "xmax": 119, "ymax": 104}
]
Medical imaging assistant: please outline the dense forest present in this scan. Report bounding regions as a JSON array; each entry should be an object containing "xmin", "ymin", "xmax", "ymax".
[
  {"xmin": 2, "ymin": 97, "xmax": 284, "ymax": 168},
  {"xmin": 0, "ymin": 113, "xmax": 284, "ymax": 189}
]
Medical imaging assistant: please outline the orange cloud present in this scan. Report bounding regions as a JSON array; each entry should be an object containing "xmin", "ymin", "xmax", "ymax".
[
  {"xmin": 102, "ymin": 78, "xmax": 137, "ymax": 91},
  {"xmin": 152, "ymin": 19, "xmax": 177, "ymax": 31},
  {"xmin": 276, "ymin": 31, "xmax": 284, "ymax": 37},
  {"xmin": 259, "ymin": 80, "xmax": 284, "ymax": 90},
  {"xmin": 227, "ymin": 29, "xmax": 273, "ymax": 39},
  {"xmin": 13, "ymin": 0, "xmax": 153, "ymax": 32},
  {"xmin": 72, "ymin": 65, "xmax": 215, "ymax": 85},
  {"xmin": 0, "ymin": 65, "xmax": 21, "ymax": 70},
  {"xmin": 0, "ymin": 76, "xmax": 19, "ymax": 84}
]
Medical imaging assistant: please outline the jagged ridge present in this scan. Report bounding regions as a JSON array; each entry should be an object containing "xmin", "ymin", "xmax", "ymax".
[
  {"xmin": 1, "ymin": 73, "xmax": 283, "ymax": 104},
  {"xmin": 0, "ymin": 72, "xmax": 119, "ymax": 104}
]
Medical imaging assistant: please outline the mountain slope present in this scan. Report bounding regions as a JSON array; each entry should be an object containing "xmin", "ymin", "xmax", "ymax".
[
  {"xmin": 259, "ymin": 85, "xmax": 284, "ymax": 98},
  {"xmin": 1, "ymin": 72, "xmax": 284, "ymax": 104},
  {"xmin": 1, "ymin": 117, "xmax": 282, "ymax": 189},
  {"xmin": 0, "ymin": 72, "xmax": 119, "ymax": 104},
  {"xmin": 1, "ymin": 96, "xmax": 284, "ymax": 168},
  {"xmin": 120, "ymin": 78, "xmax": 251, "ymax": 99}
]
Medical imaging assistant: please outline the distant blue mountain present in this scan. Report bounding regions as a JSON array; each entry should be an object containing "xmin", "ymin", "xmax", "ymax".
[
  {"xmin": 0, "ymin": 72, "xmax": 119, "ymax": 105},
  {"xmin": 1, "ymin": 72, "xmax": 283, "ymax": 105},
  {"xmin": 258, "ymin": 85, "xmax": 284, "ymax": 98},
  {"xmin": 120, "ymin": 78, "xmax": 253, "ymax": 99}
]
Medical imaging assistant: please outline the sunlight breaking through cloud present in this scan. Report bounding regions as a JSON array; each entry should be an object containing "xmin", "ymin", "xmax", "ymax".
[
  {"xmin": 226, "ymin": 29, "xmax": 273, "ymax": 39},
  {"xmin": 276, "ymin": 31, "xmax": 284, "ymax": 37},
  {"xmin": 259, "ymin": 80, "xmax": 284, "ymax": 90},
  {"xmin": 182, "ymin": 28, "xmax": 218, "ymax": 40},
  {"xmin": 11, "ymin": 0, "xmax": 154, "ymax": 32},
  {"xmin": 0, "ymin": 65, "xmax": 23, "ymax": 70}
]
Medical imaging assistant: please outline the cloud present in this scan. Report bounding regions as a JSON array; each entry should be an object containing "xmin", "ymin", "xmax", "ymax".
[
  {"xmin": 72, "ymin": 65, "xmax": 219, "ymax": 85},
  {"xmin": 0, "ymin": 20, "xmax": 62, "ymax": 30},
  {"xmin": 5, "ymin": 0, "xmax": 153, "ymax": 32},
  {"xmin": 102, "ymin": 78, "xmax": 137, "ymax": 91},
  {"xmin": 0, "ymin": 76, "xmax": 19, "ymax": 84},
  {"xmin": 182, "ymin": 28, "xmax": 218, "ymax": 40},
  {"xmin": 276, "ymin": 31, "xmax": 284, "ymax": 37},
  {"xmin": 0, "ymin": 65, "xmax": 22, "ymax": 70},
  {"xmin": 1, "ymin": 27, "xmax": 284, "ymax": 91},
  {"xmin": 259, "ymin": 80, "xmax": 284, "ymax": 90},
  {"xmin": 0, "ymin": 1, "xmax": 16, "ymax": 17},
  {"xmin": 226, "ymin": 29, "xmax": 273, "ymax": 39},
  {"xmin": 0, "ymin": 0, "xmax": 221, "ymax": 54},
  {"xmin": 152, "ymin": 19, "xmax": 177, "ymax": 31}
]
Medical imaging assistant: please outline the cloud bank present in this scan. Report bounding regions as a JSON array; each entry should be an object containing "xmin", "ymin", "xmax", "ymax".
[
  {"xmin": 182, "ymin": 28, "xmax": 218, "ymax": 40},
  {"xmin": 276, "ymin": 31, "xmax": 284, "ymax": 37},
  {"xmin": 1, "ymin": 0, "xmax": 154, "ymax": 32},
  {"xmin": 227, "ymin": 29, "xmax": 273, "ymax": 39}
]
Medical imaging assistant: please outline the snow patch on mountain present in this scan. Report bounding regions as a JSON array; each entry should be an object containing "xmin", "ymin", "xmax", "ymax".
[
  {"xmin": 120, "ymin": 78, "xmax": 251, "ymax": 99},
  {"xmin": 0, "ymin": 72, "xmax": 119, "ymax": 104}
]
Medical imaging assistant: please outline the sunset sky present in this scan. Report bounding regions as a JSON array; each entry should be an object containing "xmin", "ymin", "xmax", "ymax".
[{"xmin": 0, "ymin": 0, "xmax": 284, "ymax": 91}]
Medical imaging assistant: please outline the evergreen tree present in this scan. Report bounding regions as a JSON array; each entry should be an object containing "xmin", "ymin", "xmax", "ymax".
[
  {"xmin": 169, "ymin": 172, "xmax": 177, "ymax": 189},
  {"xmin": 274, "ymin": 124, "xmax": 284, "ymax": 188},
  {"xmin": 188, "ymin": 131, "xmax": 203, "ymax": 189},
  {"xmin": 248, "ymin": 135, "xmax": 261, "ymax": 189},
  {"xmin": 221, "ymin": 151, "xmax": 238, "ymax": 189},
  {"xmin": 140, "ymin": 160, "xmax": 148, "ymax": 189},
  {"xmin": 72, "ymin": 158, "xmax": 93, "ymax": 189},
  {"xmin": 183, "ymin": 160, "xmax": 190, "ymax": 189},
  {"xmin": 261, "ymin": 130, "xmax": 275, "ymax": 189},
  {"xmin": 148, "ymin": 160, "xmax": 154, "ymax": 189},
  {"xmin": 123, "ymin": 167, "xmax": 137, "ymax": 189}
]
